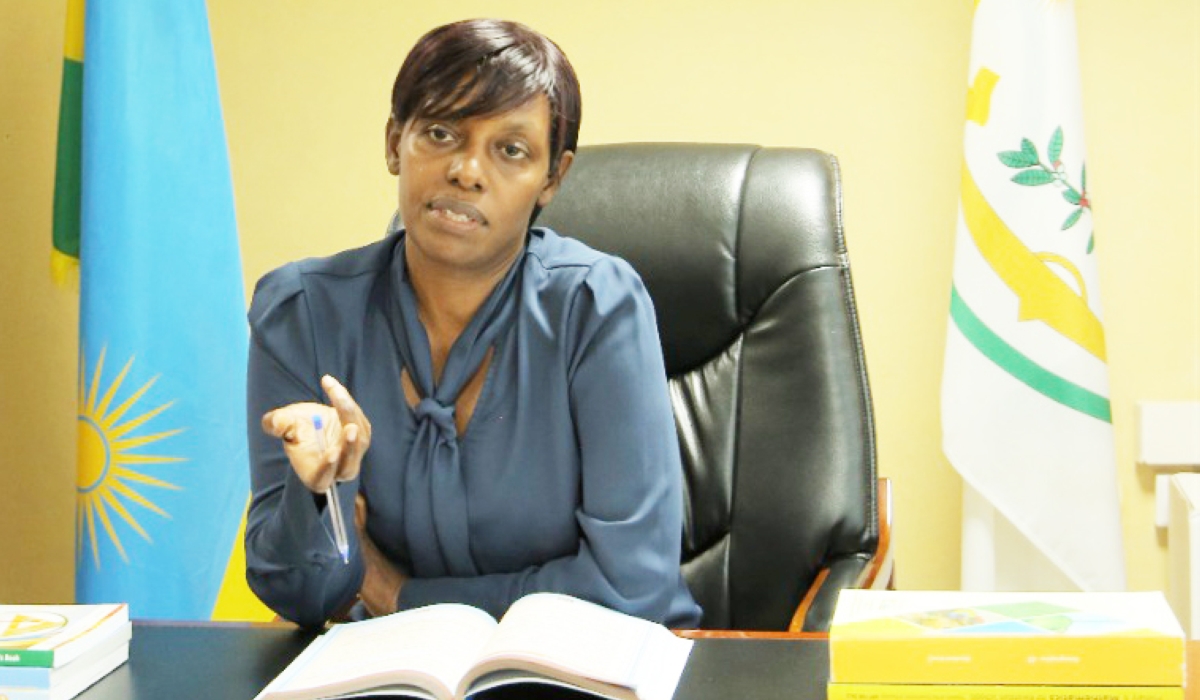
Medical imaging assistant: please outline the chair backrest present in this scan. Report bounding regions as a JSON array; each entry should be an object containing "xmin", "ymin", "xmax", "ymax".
[{"xmin": 539, "ymin": 143, "xmax": 880, "ymax": 631}]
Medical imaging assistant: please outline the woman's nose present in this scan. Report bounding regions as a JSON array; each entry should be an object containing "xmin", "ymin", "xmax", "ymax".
[{"xmin": 447, "ymin": 149, "xmax": 485, "ymax": 192}]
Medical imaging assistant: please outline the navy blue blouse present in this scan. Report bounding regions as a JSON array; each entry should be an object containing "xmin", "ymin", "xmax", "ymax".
[{"xmin": 245, "ymin": 228, "xmax": 701, "ymax": 629}]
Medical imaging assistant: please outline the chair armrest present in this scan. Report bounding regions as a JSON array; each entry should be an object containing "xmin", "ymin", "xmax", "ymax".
[
  {"xmin": 858, "ymin": 476, "xmax": 894, "ymax": 590},
  {"xmin": 787, "ymin": 476, "xmax": 895, "ymax": 632},
  {"xmin": 787, "ymin": 556, "xmax": 868, "ymax": 631}
]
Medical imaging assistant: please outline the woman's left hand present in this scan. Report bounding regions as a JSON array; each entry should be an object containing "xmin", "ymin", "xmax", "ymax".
[{"xmin": 355, "ymin": 494, "xmax": 407, "ymax": 617}]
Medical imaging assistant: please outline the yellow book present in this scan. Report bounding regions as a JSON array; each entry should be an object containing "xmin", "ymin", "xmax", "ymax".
[
  {"xmin": 828, "ymin": 591, "xmax": 1184, "ymax": 686},
  {"xmin": 828, "ymin": 684, "xmax": 1184, "ymax": 700}
]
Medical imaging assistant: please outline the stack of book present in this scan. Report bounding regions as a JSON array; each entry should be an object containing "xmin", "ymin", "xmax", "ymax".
[
  {"xmin": 0, "ymin": 603, "xmax": 131, "ymax": 700},
  {"xmin": 828, "ymin": 590, "xmax": 1185, "ymax": 700}
]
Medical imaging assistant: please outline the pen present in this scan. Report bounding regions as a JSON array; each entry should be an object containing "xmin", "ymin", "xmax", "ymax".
[{"xmin": 313, "ymin": 414, "xmax": 350, "ymax": 564}]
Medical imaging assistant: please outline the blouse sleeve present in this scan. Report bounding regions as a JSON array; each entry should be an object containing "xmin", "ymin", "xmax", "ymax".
[
  {"xmin": 398, "ymin": 257, "xmax": 698, "ymax": 625},
  {"xmin": 244, "ymin": 264, "xmax": 364, "ymax": 629}
]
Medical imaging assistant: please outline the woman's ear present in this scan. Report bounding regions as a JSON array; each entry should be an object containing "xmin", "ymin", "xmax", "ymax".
[
  {"xmin": 385, "ymin": 117, "xmax": 402, "ymax": 175},
  {"xmin": 537, "ymin": 150, "xmax": 575, "ymax": 208}
]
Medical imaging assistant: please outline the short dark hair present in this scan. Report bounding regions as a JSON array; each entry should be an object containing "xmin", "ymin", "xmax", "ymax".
[{"xmin": 391, "ymin": 19, "xmax": 581, "ymax": 173}]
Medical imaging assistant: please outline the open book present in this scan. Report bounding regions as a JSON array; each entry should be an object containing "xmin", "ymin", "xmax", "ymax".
[{"xmin": 254, "ymin": 593, "xmax": 693, "ymax": 700}]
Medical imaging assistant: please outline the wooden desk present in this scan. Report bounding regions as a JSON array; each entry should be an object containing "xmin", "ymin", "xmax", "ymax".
[
  {"xmin": 73, "ymin": 622, "xmax": 1197, "ymax": 700},
  {"xmin": 76, "ymin": 622, "xmax": 831, "ymax": 700}
]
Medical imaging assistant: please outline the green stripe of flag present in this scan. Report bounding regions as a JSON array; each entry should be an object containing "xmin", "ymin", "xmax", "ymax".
[
  {"xmin": 53, "ymin": 57, "xmax": 83, "ymax": 271},
  {"xmin": 950, "ymin": 285, "xmax": 1112, "ymax": 423}
]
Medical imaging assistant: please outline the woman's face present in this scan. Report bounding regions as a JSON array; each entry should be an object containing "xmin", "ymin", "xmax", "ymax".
[{"xmin": 386, "ymin": 94, "xmax": 572, "ymax": 278}]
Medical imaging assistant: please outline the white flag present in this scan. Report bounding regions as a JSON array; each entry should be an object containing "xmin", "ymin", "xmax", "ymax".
[{"xmin": 942, "ymin": 0, "xmax": 1125, "ymax": 592}]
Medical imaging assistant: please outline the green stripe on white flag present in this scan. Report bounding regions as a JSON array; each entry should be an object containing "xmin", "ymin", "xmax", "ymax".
[{"xmin": 949, "ymin": 286, "xmax": 1111, "ymax": 423}]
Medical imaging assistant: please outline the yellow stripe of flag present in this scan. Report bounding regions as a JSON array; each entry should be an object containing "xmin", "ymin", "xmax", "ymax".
[
  {"xmin": 960, "ymin": 160, "xmax": 1106, "ymax": 361},
  {"xmin": 64, "ymin": 0, "xmax": 85, "ymax": 62},
  {"xmin": 211, "ymin": 495, "xmax": 276, "ymax": 622}
]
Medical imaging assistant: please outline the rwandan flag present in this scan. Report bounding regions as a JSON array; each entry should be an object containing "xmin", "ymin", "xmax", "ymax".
[{"xmin": 52, "ymin": 0, "xmax": 273, "ymax": 620}]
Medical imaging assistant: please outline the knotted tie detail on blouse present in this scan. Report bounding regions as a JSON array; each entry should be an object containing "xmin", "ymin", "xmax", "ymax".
[
  {"xmin": 413, "ymin": 398, "xmax": 456, "ymax": 443},
  {"xmin": 386, "ymin": 236, "xmax": 523, "ymax": 578}
]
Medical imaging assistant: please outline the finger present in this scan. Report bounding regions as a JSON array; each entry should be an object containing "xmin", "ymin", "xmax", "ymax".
[
  {"xmin": 354, "ymin": 493, "xmax": 368, "ymax": 532},
  {"xmin": 321, "ymin": 375, "xmax": 360, "ymax": 419},
  {"xmin": 280, "ymin": 439, "xmax": 337, "ymax": 492},
  {"xmin": 261, "ymin": 410, "xmax": 298, "ymax": 442},
  {"xmin": 352, "ymin": 423, "xmax": 372, "ymax": 459},
  {"xmin": 323, "ymin": 376, "xmax": 372, "ymax": 441},
  {"xmin": 313, "ymin": 412, "xmax": 344, "ymax": 467},
  {"xmin": 334, "ymin": 423, "xmax": 364, "ymax": 482},
  {"xmin": 322, "ymin": 376, "xmax": 370, "ymax": 477}
]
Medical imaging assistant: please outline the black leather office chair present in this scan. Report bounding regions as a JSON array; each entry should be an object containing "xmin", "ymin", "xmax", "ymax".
[{"xmin": 538, "ymin": 144, "xmax": 892, "ymax": 632}]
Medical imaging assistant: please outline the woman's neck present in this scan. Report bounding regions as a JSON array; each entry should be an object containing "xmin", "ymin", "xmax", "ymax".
[{"xmin": 404, "ymin": 245, "xmax": 519, "ymax": 380}]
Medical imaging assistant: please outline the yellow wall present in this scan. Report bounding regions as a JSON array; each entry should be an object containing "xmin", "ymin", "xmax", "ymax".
[{"xmin": 1, "ymin": 0, "xmax": 1196, "ymax": 604}]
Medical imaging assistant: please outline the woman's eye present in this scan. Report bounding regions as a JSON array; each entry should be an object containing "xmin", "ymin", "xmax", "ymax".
[{"xmin": 426, "ymin": 126, "xmax": 454, "ymax": 143}]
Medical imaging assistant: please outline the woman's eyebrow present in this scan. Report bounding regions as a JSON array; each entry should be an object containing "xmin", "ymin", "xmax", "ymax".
[
  {"xmin": 494, "ymin": 117, "xmax": 542, "ymax": 136},
  {"xmin": 416, "ymin": 111, "xmax": 543, "ymax": 140}
]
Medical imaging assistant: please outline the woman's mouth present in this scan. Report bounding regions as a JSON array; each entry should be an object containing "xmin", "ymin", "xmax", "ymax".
[{"xmin": 428, "ymin": 198, "xmax": 486, "ymax": 227}]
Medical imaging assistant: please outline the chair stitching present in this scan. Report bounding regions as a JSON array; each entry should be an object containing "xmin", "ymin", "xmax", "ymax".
[
  {"xmin": 825, "ymin": 152, "xmax": 880, "ymax": 549},
  {"xmin": 733, "ymin": 147, "xmax": 759, "ymax": 325},
  {"xmin": 669, "ymin": 263, "xmax": 844, "ymax": 381},
  {"xmin": 727, "ymin": 147, "xmax": 760, "ymax": 626}
]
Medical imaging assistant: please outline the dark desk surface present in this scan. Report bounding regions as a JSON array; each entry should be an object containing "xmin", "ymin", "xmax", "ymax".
[{"xmin": 77, "ymin": 622, "xmax": 830, "ymax": 700}]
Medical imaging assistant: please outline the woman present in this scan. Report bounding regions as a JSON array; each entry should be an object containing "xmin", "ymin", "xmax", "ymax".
[{"xmin": 244, "ymin": 18, "xmax": 701, "ymax": 630}]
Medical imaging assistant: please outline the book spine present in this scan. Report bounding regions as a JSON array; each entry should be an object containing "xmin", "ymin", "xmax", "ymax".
[
  {"xmin": 827, "ymin": 684, "xmax": 1184, "ymax": 700},
  {"xmin": 828, "ymin": 636, "xmax": 1184, "ymax": 686},
  {"xmin": 0, "ymin": 651, "xmax": 53, "ymax": 669},
  {"xmin": 0, "ymin": 664, "xmax": 52, "ymax": 687}
]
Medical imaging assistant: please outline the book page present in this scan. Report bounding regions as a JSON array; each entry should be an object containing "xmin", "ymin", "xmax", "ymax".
[
  {"xmin": 460, "ymin": 594, "xmax": 692, "ymax": 700},
  {"xmin": 257, "ymin": 604, "xmax": 496, "ymax": 700},
  {"xmin": 625, "ymin": 623, "xmax": 692, "ymax": 700}
]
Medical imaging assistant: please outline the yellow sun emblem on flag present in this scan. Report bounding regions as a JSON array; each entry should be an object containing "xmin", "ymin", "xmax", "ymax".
[{"xmin": 76, "ymin": 346, "xmax": 185, "ymax": 567}]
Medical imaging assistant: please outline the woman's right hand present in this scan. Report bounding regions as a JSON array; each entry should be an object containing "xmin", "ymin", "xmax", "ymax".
[
  {"xmin": 355, "ymin": 494, "xmax": 406, "ymax": 617},
  {"xmin": 260, "ymin": 375, "xmax": 373, "ymax": 493}
]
